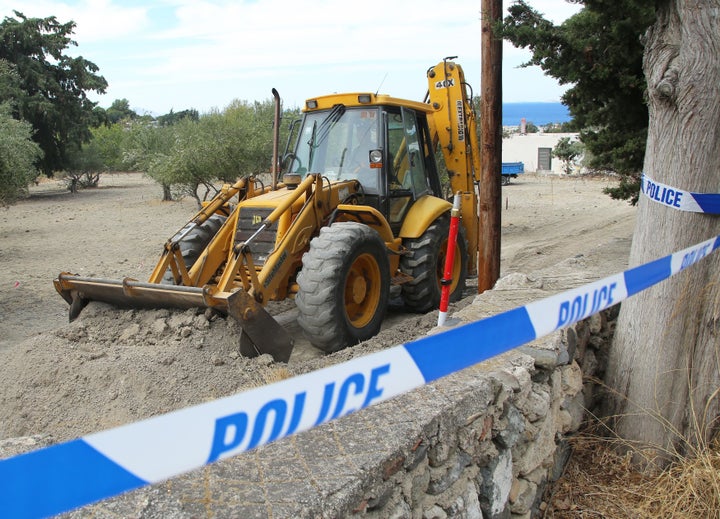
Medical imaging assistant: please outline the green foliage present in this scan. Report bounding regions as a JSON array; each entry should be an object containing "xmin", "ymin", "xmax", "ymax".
[
  {"xmin": 525, "ymin": 121, "xmax": 539, "ymax": 133},
  {"xmin": 88, "ymin": 124, "xmax": 128, "ymax": 171},
  {"xmin": 0, "ymin": 103, "xmax": 42, "ymax": 205},
  {"xmin": 113, "ymin": 99, "xmax": 281, "ymax": 203},
  {"xmin": 0, "ymin": 11, "xmax": 107, "ymax": 176},
  {"xmin": 65, "ymin": 142, "xmax": 104, "ymax": 176},
  {"xmin": 119, "ymin": 122, "xmax": 175, "ymax": 199},
  {"xmin": 604, "ymin": 173, "xmax": 641, "ymax": 205},
  {"xmin": 106, "ymin": 99, "xmax": 137, "ymax": 124},
  {"xmin": 157, "ymin": 100, "xmax": 276, "ymax": 203},
  {"xmin": 501, "ymin": 0, "xmax": 655, "ymax": 201},
  {"xmin": 222, "ymin": 99, "xmax": 277, "ymax": 177},
  {"xmin": 157, "ymin": 109, "xmax": 199, "ymax": 126},
  {"xmin": 552, "ymin": 137, "xmax": 585, "ymax": 174},
  {"xmin": 63, "ymin": 151, "xmax": 101, "ymax": 191},
  {"xmin": 0, "ymin": 59, "xmax": 22, "ymax": 108},
  {"xmin": 91, "ymin": 105, "xmax": 109, "ymax": 128},
  {"xmin": 121, "ymin": 122, "xmax": 174, "ymax": 172},
  {"xmin": 63, "ymin": 123, "xmax": 131, "ymax": 190},
  {"xmin": 65, "ymin": 97, "xmax": 293, "ymax": 202}
]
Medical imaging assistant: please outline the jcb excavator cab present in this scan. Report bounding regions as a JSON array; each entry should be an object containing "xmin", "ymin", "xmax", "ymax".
[
  {"xmin": 284, "ymin": 95, "xmax": 444, "ymax": 235},
  {"xmin": 281, "ymin": 93, "xmax": 470, "ymax": 348}
]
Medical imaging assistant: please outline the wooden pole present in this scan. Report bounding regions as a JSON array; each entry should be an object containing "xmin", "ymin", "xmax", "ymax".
[{"xmin": 478, "ymin": 0, "xmax": 503, "ymax": 293}]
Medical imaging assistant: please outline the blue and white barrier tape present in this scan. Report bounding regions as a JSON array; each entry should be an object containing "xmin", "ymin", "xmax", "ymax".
[
  {"xmin": 2, "ymin": 234, "xmax": 720, "ymax": 519},
  {"xmin": 641, "ymin": 173, "xmax": 720, "ymax": 214}
]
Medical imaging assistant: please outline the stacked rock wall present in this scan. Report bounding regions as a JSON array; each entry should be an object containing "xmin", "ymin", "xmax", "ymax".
[{"xmin": 340, "ymin": 309, "xmax": 615, "ymax": 519}]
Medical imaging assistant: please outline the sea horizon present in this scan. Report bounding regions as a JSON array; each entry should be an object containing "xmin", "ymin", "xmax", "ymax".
[{"xmin": 502, "ymin": 102, "xmax": 571, "ymax": 126}]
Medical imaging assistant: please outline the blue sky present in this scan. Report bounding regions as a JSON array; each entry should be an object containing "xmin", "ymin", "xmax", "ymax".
[{"xmin": 1, "ymin": 1, "xmax": 582, "ymax": 116}]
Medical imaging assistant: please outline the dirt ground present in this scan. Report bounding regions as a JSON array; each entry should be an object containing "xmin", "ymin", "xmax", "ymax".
[{"xmin": 0, "ymin": 172, "xmax": 636, "ymax": 445}]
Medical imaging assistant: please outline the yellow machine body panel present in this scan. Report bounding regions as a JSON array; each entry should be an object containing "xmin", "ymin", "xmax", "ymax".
[{"xmin": 398, "ymin": 195, "xmax": 453, "ymax": 239}]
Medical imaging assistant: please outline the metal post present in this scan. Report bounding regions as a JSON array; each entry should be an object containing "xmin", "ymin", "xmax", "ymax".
[
  {"xmin": 271, "ymin": 88, "xmax": 281, "ymax": 191},
  {"xmin": 438, "ymin": 193, "xmax": 462, "ymax": 326}
]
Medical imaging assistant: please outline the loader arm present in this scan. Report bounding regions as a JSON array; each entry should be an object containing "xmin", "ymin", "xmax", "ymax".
[
  {"xmin": 53, "ymin": 174, "xmax": 359, "ymax": 363},
  {"xmin": 52, "ymin": 174, "xmax": 252, "ymax": 316},
  {"xmin": 214, "ymin": 173, "xmax": 319, "ymax": 299},
  {"xmin": 148, "ymin": 177, "xmax": 251, "ymax": 286}
]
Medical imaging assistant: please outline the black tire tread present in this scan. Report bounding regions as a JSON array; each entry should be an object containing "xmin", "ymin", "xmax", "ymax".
[
  {"xmin": 296, "ymin": 222, "xmax": 390, "ymax": 353},
  {"xmin": 162, "ymin": 214, "xmax": 226, "ymax": 284},
  {"xmin": 400, "ymin": 215, "xmax": 467, "ymax": 312}
]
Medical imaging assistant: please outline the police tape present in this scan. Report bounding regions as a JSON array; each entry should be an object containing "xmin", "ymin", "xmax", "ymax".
[
  {"xmin": 641, "ymin": 173, "xmax": 720, "ymax": 214},
  {"xmin": 2, "ymin": 234, "xmax": 720, "ymax": 519}
]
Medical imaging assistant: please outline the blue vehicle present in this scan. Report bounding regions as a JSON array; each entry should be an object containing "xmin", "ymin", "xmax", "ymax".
[{"xmin": 501, "ymin": 162, "xmax": 524, "ymax": 185}]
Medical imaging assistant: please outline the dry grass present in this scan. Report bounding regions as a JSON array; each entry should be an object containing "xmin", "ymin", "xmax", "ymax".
[{"xmin": 543, "ymin": 432, "xmax": 720, "ymax": 518}]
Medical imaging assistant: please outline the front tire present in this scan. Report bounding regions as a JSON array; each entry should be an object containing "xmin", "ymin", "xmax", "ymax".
[
  {"xmin": 400, "ymin": 215, "xmax": 467, "ymax": 312},
  {"xmin": 296, "ymin": 222, "xmax": 390, "ymax": 353}
]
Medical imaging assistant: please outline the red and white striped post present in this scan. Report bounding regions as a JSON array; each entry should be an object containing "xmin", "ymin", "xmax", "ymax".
[{"xmin": 438, "ymin": 192, "xmax": 461, "ymax": 326}]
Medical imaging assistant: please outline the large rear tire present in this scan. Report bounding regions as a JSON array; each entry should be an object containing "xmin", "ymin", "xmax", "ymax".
[
  {"xmin": 296, "ymin": 222, "xmax": 390, "ymax": 353},
  {"xmin": 162, "ymin": 214, "xmax": 226, "ymax": 284},
  {"xmin": 400, "ymin": 215, "xmax": 467, "ymax": 313}
]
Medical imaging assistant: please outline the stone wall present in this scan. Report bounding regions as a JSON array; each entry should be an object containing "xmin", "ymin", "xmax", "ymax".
[
  {"xmin": 1, "ymin": 275, "xmax": 619, "ymax": 518},
  {"xmin": 339, "ymin": 308, "xmax": 616, "ymax": 519}
]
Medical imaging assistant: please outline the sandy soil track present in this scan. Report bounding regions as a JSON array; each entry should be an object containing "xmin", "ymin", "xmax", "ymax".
[{"xmin": 0, "ymin": 172, "xmax": 635, "ymax": 442}]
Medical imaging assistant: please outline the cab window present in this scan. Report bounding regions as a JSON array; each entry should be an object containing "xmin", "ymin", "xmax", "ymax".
[{"xmin": 290, "ymin": 107, "xmax": 382, "ymax": 193}]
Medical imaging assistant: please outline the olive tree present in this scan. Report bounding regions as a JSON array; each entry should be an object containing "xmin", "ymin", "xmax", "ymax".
[
  {"xmin": 122, "ymin": 122, "xmax": 176, "ymax": 201},
  {"xmin": 0, "ymin": 103, "xmax": 42, "ymax": 205},
  {"xmin": 140, "ymin": 99, "xmax": 278, "ymax": 205}
]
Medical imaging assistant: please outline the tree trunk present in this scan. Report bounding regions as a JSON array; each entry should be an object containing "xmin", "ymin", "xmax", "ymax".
[
  {"xmin": 605, "ymin": 0, "xmax": 720, "ymax": 464},
  {"xmin": 161, "ymin": 183, "xmax": 172, "ymax": 202}
]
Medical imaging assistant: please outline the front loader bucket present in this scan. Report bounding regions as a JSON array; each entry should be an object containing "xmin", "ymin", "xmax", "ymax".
[
  {"xmin": 54, "ymin": 273, "xmax": 211, "ymax": 319},
  {"xmin": 53, "ymin": 273, "xmax": 295, "ymax": 363}
]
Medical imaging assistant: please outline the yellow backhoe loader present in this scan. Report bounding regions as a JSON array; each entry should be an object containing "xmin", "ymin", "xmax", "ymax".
[{"xmin": 54, "ymin": 58, "xmax": 481, "ymax": 362}]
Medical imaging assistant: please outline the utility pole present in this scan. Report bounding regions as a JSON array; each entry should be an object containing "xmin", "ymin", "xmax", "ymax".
[{"xmin": 478, "ymin": 0, "xmax": 502, "ymax": 293}]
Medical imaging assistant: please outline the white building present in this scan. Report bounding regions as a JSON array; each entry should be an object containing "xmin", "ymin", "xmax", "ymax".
[{"xmin": 502, "ymin": 132, "xmax": 581, "ymax": 175}]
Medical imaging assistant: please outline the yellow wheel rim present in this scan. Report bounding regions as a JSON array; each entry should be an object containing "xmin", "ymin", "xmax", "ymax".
[{"xmin": 344, "ymin": 252, "xmax": 381, "ymax": 328}]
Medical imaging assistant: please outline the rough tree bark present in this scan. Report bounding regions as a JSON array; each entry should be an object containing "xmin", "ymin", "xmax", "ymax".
[{"xmin": 605, "ymin": 0, "xmax": 720, "ymax": 463}]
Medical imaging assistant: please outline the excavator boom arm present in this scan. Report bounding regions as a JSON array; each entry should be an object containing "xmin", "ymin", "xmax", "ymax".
[{"xmin": 426, "ymin": 58, "xmax": 480, "ymax": 275}]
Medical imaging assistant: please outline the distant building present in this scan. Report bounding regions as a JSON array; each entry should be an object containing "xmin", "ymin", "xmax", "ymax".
[{"xmin": 502, "ymin": 132, "xmax": 580, "ymax": 175}]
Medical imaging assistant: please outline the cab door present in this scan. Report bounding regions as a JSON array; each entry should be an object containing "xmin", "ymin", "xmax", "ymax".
[{"xmin": 385, "ymin": 107, "xmax": 434, "ymax": 233}]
